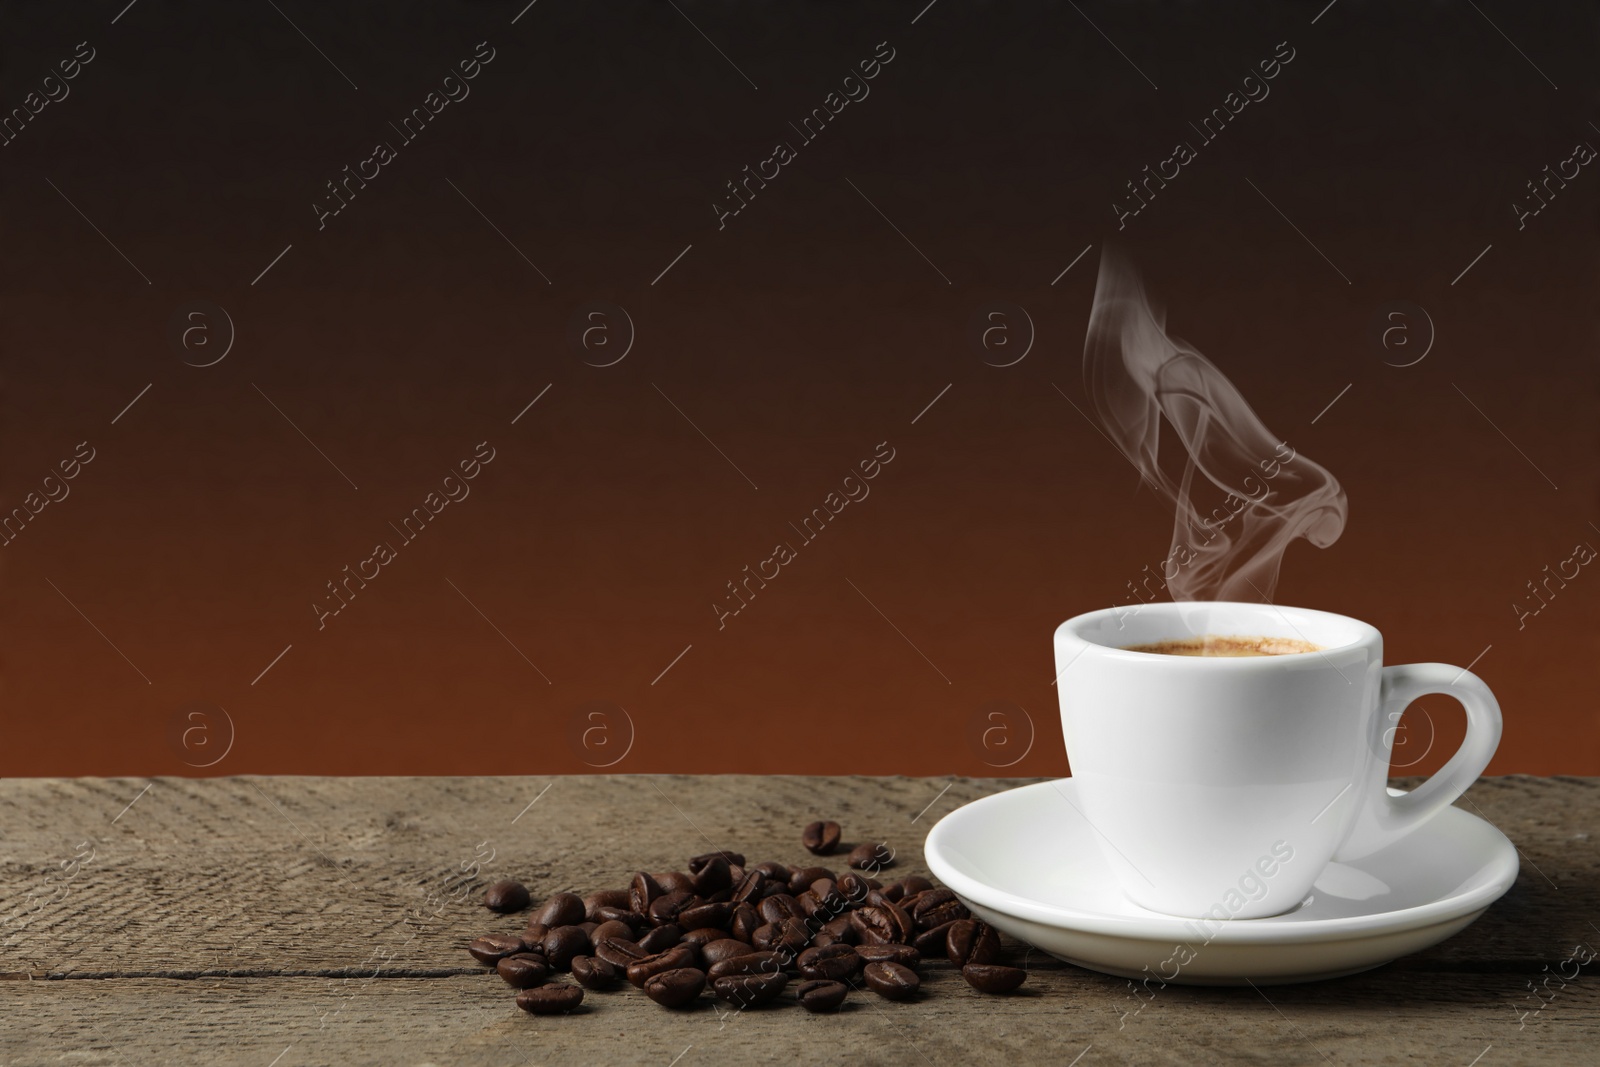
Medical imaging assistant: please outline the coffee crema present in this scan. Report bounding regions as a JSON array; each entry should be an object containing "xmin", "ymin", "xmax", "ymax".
[{"xmin": 1123, "ymin": 634, "xmax": 1322, "ymax": 657}]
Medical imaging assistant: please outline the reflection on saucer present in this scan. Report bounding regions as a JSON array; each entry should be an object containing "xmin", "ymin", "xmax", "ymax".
[{"xmin": 1312, "ymin": 862, "xmax": 1392, "ymax": 902}]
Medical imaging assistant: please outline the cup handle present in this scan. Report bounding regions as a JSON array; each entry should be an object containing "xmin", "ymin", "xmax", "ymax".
[{"xmin": 1333, "ymin": 663, "xmax": 1502, "ymax": 862}]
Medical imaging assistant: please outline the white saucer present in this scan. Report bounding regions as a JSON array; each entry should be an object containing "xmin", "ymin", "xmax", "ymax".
[{"xmin": 923, "ymin": 779, "xmax": 1517, "ymax": 985}]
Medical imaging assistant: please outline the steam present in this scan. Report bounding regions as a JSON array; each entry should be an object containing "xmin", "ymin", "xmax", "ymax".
[{"xmin": 1083, "ymin": 248, "xmax": 1346, "ymax": 601}]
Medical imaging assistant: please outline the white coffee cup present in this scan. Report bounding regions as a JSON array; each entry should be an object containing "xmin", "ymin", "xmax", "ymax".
[{"xmin": 1053, "ymin": 601, "xmax": 1502, "ymax": 920}]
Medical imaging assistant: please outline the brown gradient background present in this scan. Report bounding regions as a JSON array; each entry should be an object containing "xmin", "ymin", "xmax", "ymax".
[{"xmin": 0, "ymin": 1, "xmax": 1595, "ymax": 778}]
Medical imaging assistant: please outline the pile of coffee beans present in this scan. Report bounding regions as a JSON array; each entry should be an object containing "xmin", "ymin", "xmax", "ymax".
[{"xmin": 466, "ymin": 821, "xmax": 1028, "ymax": 1016}]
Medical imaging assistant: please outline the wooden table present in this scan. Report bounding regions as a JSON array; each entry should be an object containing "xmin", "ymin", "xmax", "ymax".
[{"xmin": 2, "ymin": 775, "xmax": 1595, "ymax": 1065}]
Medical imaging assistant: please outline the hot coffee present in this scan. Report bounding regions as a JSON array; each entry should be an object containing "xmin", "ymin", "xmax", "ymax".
[{"xmin": 1124, "ymin": 635, "xmax": 1321, "ymax": 657}]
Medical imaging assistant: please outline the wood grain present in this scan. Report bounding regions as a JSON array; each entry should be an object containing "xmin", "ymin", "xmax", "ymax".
[{"xmin": 1, "ymin": 774, "xmax": 1596, "ymax": 1065}]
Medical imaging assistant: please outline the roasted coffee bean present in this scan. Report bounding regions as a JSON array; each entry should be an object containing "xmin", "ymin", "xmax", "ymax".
[
  {"xmin": 707, "ymin": 951, "xmax": 784, "ymax": 981},
  {"xmin": 752, "ymin": 861, "xmax": 791, "ymax": 882},
  {"xmin": 682, "ymin": 926, "xmax": 731, "ymax": 950},
  {"xmin": 497, "ymin": 953, "xmax": 551, "ymax": 988},
  {"xmin": 784, "ymin": 915, "xmax": 822, "ymax": 949},
  {"xmin": 534, "ymin": 892, "xmax": 586, "ymax": 929},
  {"xmin": 847, "ymin": 906, "xmax": 888, "ymax": 945},
  {"xmin": 515, "ymin": 983, "xmax": 584, "ymax": 1015},
  {"xmin": 648, "ymin": 890, "xmax": 698, "ymax": 927},
  {"xmin": 644, "ymin": 966, "xmax": 706, "ymax": 1008},
  {"xmin": 690, "ymin": 856, "xmax": 733, "ymax": 895},
  {"xmin": 879, "ymin": 882, "xmax": 906, "ymax": 904},
  {"xmin": 855, "ymin": 943, "xmax": 920, "ymax": 968},
  {"xmin": 577, "ymin": 920, "xmax": 599, "ymax": 936},
  {"xmin": 638, "ymin": 923, "xmax": 683, "ymax": 954},
  {"xmin": 910, "ymin": 888, "xmax": 968, "ymax": 930},
  {"xmin": 679, "ymin": 901, "xmax": 734, "ymax": 931},
  {"xmin": 752, "ymin": 918, "xmax": 811, "ymax": 955},
  {"xmin": 729, "ymin": 902, "xmax": 762, "ymax": 943},
  {"xmin": 787, "ymin": 867, "xmax": 832, "ymax": 894},
  {"xmin": 802, "ymin": 820, "xmax": 842, "ymax": 856},
  {"xmin": 676, "ymin": 940, "xmax": 706, "ymax": 968},
  {"xmin": 591, "ymin": 919, "xmax": 634, "ymax": 945},
  {"xmin": 862, "ymin": 960, "xmax": 920, "ymax": 1000},
  {"xmin": 702, "ymin": 938, "xmax": 756, "ymax": 966},
  {"xmin": 656, "ymin": 871, "xmax": 696, "ymax": 894},
  {"xmin": 797, "ymin": 944, "xmax": 862, "ymax": 982},
  {"xmin": 484, "ymin": 879, "xmax": 531, "ymax": 913},
  {"xmin": 946, "ymin": 919, "xmax": 1001, "ymax": 967},
  {"xmin": 591, "ymin": 906, "xmax": 643, "ymax": 929},
  {"xmin": 820, "ymin": 916, "xmax": 857, "ymax": 943},
  {"xmin": 521, "ymin": 922, "xmax": 549, "ymax": 945},
  {"xmin": 901, "ymin": 875, "xmax": 934, "ymax": 896},
  {"xmin": 542, "ymin": 925, "xmax": 590, "ymax": 970},
  {"xmin": 689, "ymin": 851, "xmax": 745, "ymax": 873},
  {"xmin": 836, "ymin": 871, "xmax": 872, "ymax": 905},
  {"xmin": 809, "ymin": 879, "xmax": 846, "ymax": 914},
  {"xmin": 795, "ymin": 978, "xmax": 849, "ymax": 1013},
  {"xmin": 467, "ymin": 933, "xmax": 527, "ymax": 965},
  {"xmin": 796, "ymin": 890, "xmax": 824, "ymax": 919},
  {"xmin": 850, "ymin": 905, "xmax": 908, "ymax": 946},
  {"xmin": 848, "ymin": 842, "xmax": 895, "ymax": 871},
  {"xmin": 870, "ymin": 895, "xmax": 921, "ymax": 934},
  {"xmin": 732, "ymin": 869, "xmax": 767, "ymax": 905},
  {"xmin": 585, "ymin": 888, "xmax": 631, "ymax": 920},
  {"xmin": 712, "ymin": 971, "xmax": 788, "ymax": 1008},
  {"xmin": 962, "ymin": 963, "xmax": 1027, "ymax": 993},
  {"xmin": 594, "ymin": 935, "xmax": 648, "ymax": 969},
  {"xmin": 912, "ymin": 921, "xmax": 956, "ymax": 956},
  {"xmin": 878, "ymin": 897, "xmax": 918, "ymax": 940},
  {"xmin": 759, "ymin": 894, "xmax": 806, "ymax": 925},
  {"xmin": 569, "ymin": 954, "xmax": 620, "ymax": 990},
  {"xmin": 626, "ymin": 944, "xmax": 696, "ymax": 988},
  {"xmin": 629, "ymin": 871, "xmax": 664, "ymax": 916}
]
